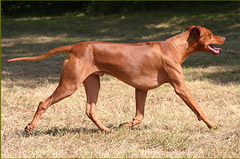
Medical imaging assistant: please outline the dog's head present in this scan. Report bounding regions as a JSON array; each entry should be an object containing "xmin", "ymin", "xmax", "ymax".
[{"xmin": 186, "ymin": 26, "xmax": 225, "ymax": 54}]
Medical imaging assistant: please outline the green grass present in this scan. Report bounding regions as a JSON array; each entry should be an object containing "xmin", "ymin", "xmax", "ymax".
[{"xmin": 1, "ymin": 3, "xmax": 240, "ymax": 158}]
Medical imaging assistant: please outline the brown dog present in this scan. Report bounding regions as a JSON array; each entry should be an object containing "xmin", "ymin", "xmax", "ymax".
[{"xmin": 6, "ymin": 26, "xmax": 225, "ymax": 133}]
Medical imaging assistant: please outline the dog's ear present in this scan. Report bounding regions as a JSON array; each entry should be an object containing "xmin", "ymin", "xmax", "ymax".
[
  {"xmin": 186, "ymin": 26, "xmax": 201, "ymax": 38},
  {"xmin": 186, "ymin": 26, "xmax": 195, "ymax": 31}
]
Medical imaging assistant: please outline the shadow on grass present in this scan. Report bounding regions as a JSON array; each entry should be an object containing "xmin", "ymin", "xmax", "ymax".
[
  {"xmin": 202, "ymin": 68, "xmax": 240, "ymax": 84},
  {"xmin": 16, "ymin": 127, "xmax": 100, "ymax": 137},
  {"xmin": 2, "ymin": 2, "xmax": 240, "ymax": 85},
  {"xmin": 15, "ymin": 124, "xmax": 152, "ymax": 137}
]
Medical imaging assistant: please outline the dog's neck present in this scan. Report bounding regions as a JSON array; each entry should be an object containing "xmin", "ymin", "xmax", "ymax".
[{"xmin": 166, "ymin": 31, "xmax": 199, "ymax": 64}]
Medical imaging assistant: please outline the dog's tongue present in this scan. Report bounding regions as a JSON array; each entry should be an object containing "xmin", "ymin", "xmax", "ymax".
[{"xmin": 209, "ymin": 44, "xmax": 222, "ymax": 53}]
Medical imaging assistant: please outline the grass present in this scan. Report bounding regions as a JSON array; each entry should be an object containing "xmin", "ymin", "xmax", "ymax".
[{"xmin": 1, "ymin": 3, "xmax": 240, "ymax": 158}]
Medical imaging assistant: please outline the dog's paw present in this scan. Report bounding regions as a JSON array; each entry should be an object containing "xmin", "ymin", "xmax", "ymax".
[
  {"xmin": 24, "ymin": 123, "xmax": 33, "ymax": 133},
  {"xmin": 119, "ymin": 121, "xmax": 137, "ymax": 128},
  {"xmin": 208, "ymin": 123, "xmax": 219, "ymax": 130},
  {"xmin": 102, "ymin": 128, "xmax": 114, "ymax": 133},
  {"xmin": 119, "ymin": 122, "xmax": 131, "ymax": 127}
]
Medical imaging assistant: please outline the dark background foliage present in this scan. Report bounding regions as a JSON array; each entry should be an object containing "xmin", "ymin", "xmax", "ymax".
[{"xmin": 2, "ymin": 1, "xmax": 238, "ymax": 17}]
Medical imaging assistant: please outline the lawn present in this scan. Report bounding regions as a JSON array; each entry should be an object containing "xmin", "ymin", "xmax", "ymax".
[{"xmin": 1, "ymin": 3, "xmax": 240, "ymax": 158}]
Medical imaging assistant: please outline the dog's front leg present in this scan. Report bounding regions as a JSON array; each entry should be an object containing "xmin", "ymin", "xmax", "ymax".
[{"xmin": 171, "ymin": 77, "xmax": 217, "ymax": 129}]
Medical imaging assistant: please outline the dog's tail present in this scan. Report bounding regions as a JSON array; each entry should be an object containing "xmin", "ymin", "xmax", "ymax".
[{"xmin": 6, "ymin": 45, "xmax": 72, "ymax": 62}]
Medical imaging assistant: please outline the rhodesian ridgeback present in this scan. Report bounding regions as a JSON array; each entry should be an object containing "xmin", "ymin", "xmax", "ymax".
[{"xmin": 6, "ymin": 26, "xmax": 225, "ymax": 133}]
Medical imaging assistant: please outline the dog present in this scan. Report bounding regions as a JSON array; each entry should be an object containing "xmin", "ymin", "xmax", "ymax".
[{"xmin": 6, "ymin": 26, "xmax": 225, "ymax": 133}]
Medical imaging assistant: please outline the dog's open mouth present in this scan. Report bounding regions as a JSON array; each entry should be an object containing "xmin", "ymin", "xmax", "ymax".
[{"xmin": 208, "ymin": 44, "xmax": 222, "ymax": 54}]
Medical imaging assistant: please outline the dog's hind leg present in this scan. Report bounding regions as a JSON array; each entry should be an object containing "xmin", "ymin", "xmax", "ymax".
[
  {"xmin": 25, "ymin": 55, "xmax": 89, "ymax": 133},
  {"xmin": 120, "ymin": 89, "xmax": 148, "ymax": 128},
  {"xmin": 84, "ymin": 74, "xmax": 111, "ymax": 132}
]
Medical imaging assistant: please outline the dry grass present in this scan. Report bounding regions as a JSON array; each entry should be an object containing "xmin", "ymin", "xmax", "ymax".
[
  {"xmin": 1, "ymin": 77, "xmax": 240, "ymax": 158},
  {"xmin": 1, "ymin": 3, "xmax": 240, "ymax": 158}
]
